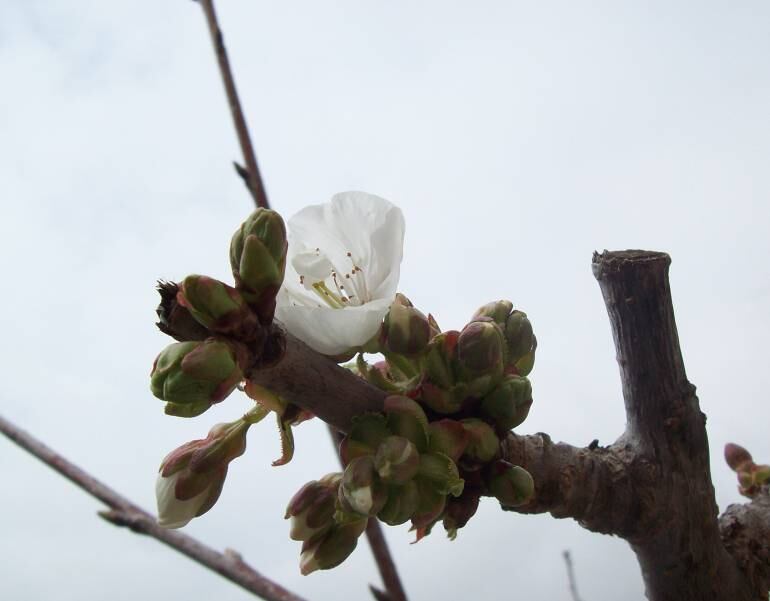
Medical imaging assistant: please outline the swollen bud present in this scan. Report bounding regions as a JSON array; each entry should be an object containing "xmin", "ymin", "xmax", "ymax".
[
  {"xmin": 380, "ymin": 294, "xmax": 436, "ymax": 356},
  {"xmin": 285, "ymin": 474, "xmax": 341, "ymax": 541},
  {"xmin": 156, "ymin": 420, "xmax": 250, "ymax": 528},
  {"xmin": 374, "ymin": 436, "xmax": 420, "ymax": 485},
  {"xmin": 724, "ymin": 443, "xmax": 753, "ymax": 472},
  {"xmin": 299, "ymin": 518, "xmax": 368, "ymax": 575},
  {"xmin": 456, "ymin": 320, "xmax": 505, "ymax": 397},
  {"xmin": 486, "ymin": 461, "xmax": 535, "ymax": 507},
  {"xmin": 471, "ymin": 301, "xmax": 537, "ymax": 376},
  {"xmin": 443, "ymin": 489, "xmax": 481, "ymax": 540},
  {"xmin": 177, "ymin": 275, "xmax": 259, "ymax": 340},
  {"xmin": 150, "ymin": 339, "xmax": 245, "ymax": 417},
  {"xmin": 341, "ymin": 456, "xmax": 388, "ymax": 516},
  {"xmin": 460, "ymin": 419, "xmax": 500, "ymax": 464},
  {"xmin": 378, "ymin": 480, "xmax": 421, "ymax": 526},
  {"xmin": 230, "ymin": 208, "xmax": 288, "ymax": 324},
  {"xmin": 481, "ymin": 375, "xmax": 533, "ymax": 431}
]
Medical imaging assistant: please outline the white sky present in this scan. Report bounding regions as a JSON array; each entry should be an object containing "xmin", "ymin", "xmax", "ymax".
[{"xmin": 2, "ymin": 1, "xmax": 769, "ymax": 599}]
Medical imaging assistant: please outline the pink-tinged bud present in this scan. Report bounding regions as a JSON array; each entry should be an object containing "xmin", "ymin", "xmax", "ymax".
[
  {"xmin": 230, "ymin": 208, "xmax": 288, "ymax": 324},
  {"xmin": 177, "ymin": 275, "xmax": 260, "ymax": 340},
  {"xmin": 380, "ymin": 294, "xmax": 437, "ymax": 356},
  {"xmin": 384, "ymin": 395, "xmax": 429, "ymax": 452},
  {"xmin": 460, "ymin": 419, "xmax": 500, "ymax": 464},
  {"xmin": 481, "ymin": 375, "xmax": 533, "ymax": 431},
  {"xmin": 455, "ymin": 320, "xmax": 505, "ymax": 398},
  {"xmin": 285, "ymin": 474, "xmax": 341, "ymax": 541},
  {"xmin": 472, "ymin": 300, "xmax": 513, "ymax": 327},
  {"xmin": 486, "ymin": 460, "xmax": 535, "ymax": 507},
  {"xmin": 724, "ymin": 443, "xmax": 754, "ymax": 472},
  {"xmin": 471, "ymin": 301, "xmax": 537, "ymax": 376},
  {"xmin": 155, "ymin": 421, "xmax": 249, "ymax": 528},
  {"xmin": 378, "ymin": 480, "xmax": 421, "ymax": 526},
  {"xmin": 341, "ymin": 456, "xmax": 388, "ymax": 516},
  {"xmin": 410, "ymin": 478, "xmax": 447, "ymax": 533},
  {"xmin": 374, "ymin": 436, "xmax": 420, "ymax": 485},
  {"xmin": 299, "ymin": 518, "xmax": 368, "ymax": 575},
  {"xmin": 150, "ymin": 338, "xmax": 245, "ymax": 417},
  {"xmin": 443, "ymin": 489, "xmax": 481, "ymax": 540},
  {"xmin": 423, "ymin": 331, "xmax": 458, "ymax": 389},
  {"xmin": 428, "ymin": 419, "xmax": 470, "ymax": 463}
]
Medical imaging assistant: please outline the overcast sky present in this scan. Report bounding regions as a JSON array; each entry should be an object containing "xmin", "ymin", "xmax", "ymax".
[{"xmin": 2, "ymin": 1, "xmax": 770, "ymax": 599}]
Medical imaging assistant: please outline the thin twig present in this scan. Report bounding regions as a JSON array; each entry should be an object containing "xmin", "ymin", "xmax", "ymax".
[
  {"xmin": 562, "ymin": 550, "xmax": 585, "ymax": 601},
  {"xmin": 197, "ymin": 0, "xmax": 270, "ymax": 209},
  {"xmin": 0, "ymin": 414, "xmax": 307, "ymax": 601},
  {"xmin": 328, "ymin": 425, "xmax": 409, "ymax": 601}
]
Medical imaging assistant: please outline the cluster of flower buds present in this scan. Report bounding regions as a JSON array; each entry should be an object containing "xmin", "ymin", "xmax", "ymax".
[
  {"xmin": 151, "ymin": 209, "xmax": 289, "ymax": 419},
  {"xmin": 156, "ymin": 414, "xmax": 264, "ymax": 528},
  {"xmin": 725, "ymin": 443, "xmax": 770, "ymax": 498}
]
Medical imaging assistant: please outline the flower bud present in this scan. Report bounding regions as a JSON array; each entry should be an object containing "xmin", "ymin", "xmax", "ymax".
[
  {"xmin": 456, "ymin": 320, "xmax": 505, "ymax": 397},
  {"xmin": 374, "ymin": 436, "xmax": 420, "ymax": 485},
  {"xmin": 472, "ymin": 300, "xmax": 513, "ymax": 328},
  {"xmin": 384, "ymin": 395, "xmax": 429, "ymax": 452},
  {"xmin": 356, "ymin": 356, "xmax": 404, "ymax": 394},
  {"xmin": 156, "ymin": 421, "xmax": 249, "ymax": 528},
  {"xmin": 341, "ymin": 456, "xmax": 388, "ymax": 516},
  {"xmin": 299, "ymin": 517, "xmax": 368, "ymax": 575},
  {"xmin": 285, "ymin": 474, "xmax": 340, "ymax": 541},
  {"xmin": 471, "ymin": 301, "xmax": 537, "ymax": 376},
  {"xmin": 428, "ymin": 419, "xmax": 470, "ymax": 462},
  {"xmin": 460, "ymin": 419, "xmax": 500, "ymax": 464},
  {"xmin": 230, "ymin": 208, "xmax": 288, "ymax": 324},
  {"xmin": 418, "ymin": 452, "xmax": 464, "ymax": 497},
  {"xmin": 724, "ymin": 443, "xmax": 753, "ymax": 472},
  {"xmin": 420, "ymin": 331, "xmax": 466, "ymax": 414},
  {"xmin": 486, "ymin": 460, "xmax": 535, "ymax": 507},
  {"xmin": 480, "ymin": 375, "xmax": 533, "ymax": 431},
  {"xmin": 150, "ymin": 339, "xmax": 244, "ymax": 416},
  {"xmin": 340, "ymin": 413, "xmax": 391, "ymax": 465},
  {"xmin": 410, "ymin": 478, "xmax": 447, "ymax": 533},
  {"xmin": 177, "ymin": 275, "xmax": 259, "ymax": 340},
  {"xmin": 379, "ymin": 294, "xmax": 436, "ymax": 356},
  {"xmin": 378, "ymin": 480, "xmax": 420, "ymax": 526}
]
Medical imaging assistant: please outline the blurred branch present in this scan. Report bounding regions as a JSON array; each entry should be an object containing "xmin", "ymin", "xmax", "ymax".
[
  {"xmin": 328, "ymin": 426, "xmax": 409, "ymax": 601},
  {"xmin": 562, "ymin": 550, "xmax": 585, "ymax": 601},
  {"xmin": 197, "ymin": 0, "xmax": 270, "ymax": 209},
  {"xmin": 0, "ymin": 414, "xmax": 308, "ymax": 601}
]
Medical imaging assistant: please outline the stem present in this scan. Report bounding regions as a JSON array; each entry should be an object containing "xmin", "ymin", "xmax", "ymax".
[
  {"xmin": 198, "ymin": 0, "xmax": 269, "ymax": 209},
  {"xmin": 0, "ymin": 414, "xmax": 307, "ymax": 601}
]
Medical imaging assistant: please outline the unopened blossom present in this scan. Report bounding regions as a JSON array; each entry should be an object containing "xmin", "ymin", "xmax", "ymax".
[{"xmin": 275, "ymin": 191, "xmax": 405, "ymax": 356}]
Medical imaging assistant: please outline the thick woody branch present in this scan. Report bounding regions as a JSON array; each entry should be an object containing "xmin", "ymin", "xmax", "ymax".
[
  {"xmin": 0, "ymin": 414, "xmax": 307, "ymax": 601},
  {"xmin": 720, "ymin": 491, "xmax": 770, "ymax": 595},
  {"xmin": 592, "ymin": 250, "xmax": 754, "ymax": 601}
]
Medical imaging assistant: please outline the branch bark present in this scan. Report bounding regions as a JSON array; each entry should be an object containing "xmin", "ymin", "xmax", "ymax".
[{"xmin": 0, "ymin": 414, "xmax": 307, "ymax": 601}]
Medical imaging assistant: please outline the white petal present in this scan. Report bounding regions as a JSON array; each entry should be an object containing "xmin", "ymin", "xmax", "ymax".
[
  {"xmin": 275, "ymin": 296, "xmax": 392, "ymax": 355},
  {"xmin": 291, "ymin": 249, "xmax": 334, "ymax": 288},
  {"xmin": 155, "ymin": 473, "xmax": 209, "ymax": 529}
]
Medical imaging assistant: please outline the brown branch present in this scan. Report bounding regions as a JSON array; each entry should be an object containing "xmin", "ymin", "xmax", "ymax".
[
  {"xmin": 197, "ymin": 0, "xmax": 269, "ymax": 209},
  {"xmin": 327, "ymin": 426, "xmax": 409, "ymax": 601},
  {"xmin": 562, "ymin": 550, "xmax": 585, "ymax": 601},
  {"xmin": 0, "ymin": 414, "xmax": 308, "ymax": 601},
  {"xmin": 719, "ymin": 490, "xmax": 770, "ymax": 595}
]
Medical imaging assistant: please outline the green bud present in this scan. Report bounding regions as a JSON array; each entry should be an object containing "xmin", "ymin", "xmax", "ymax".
[
  {"xmin": 230, "ymin": 208, "xmax": 288, "ymax": 324},
  {"xmin": 505, "ymin": 311, "xmax": 535, "ymax": 363},
  {"xmin": 754, "ymin": 464, "xmax": 770, "ymax": 485},
  {"xmin": 340, "ymin": 413, "xmax": 391, "ymax": 464},
  {"xmin": 341, "ymin": 456, "xmax": 388, "ymax": 516},
  {"xmin": 150, "ymin": 339, "xmax": 244, "ymax": 416},
  {"xmin": 472, "ymin": 300, "xmax": 513, "ymax": 328},
  {"xmin": 460, "ymin": 419, "xmax": 500, "ymax": 464},
  {"xmin": 428, "ymin": 419, "xmax": 470, "ymax": 462},
  {"xmin": 378, "ymin": 480, "xmax": 421, "ymax": 526},
  {"xmin": 487, "ymin": 461, "xmax": 535, "ymax": 507},
  {"xmin": 380, "ymin": 293, "xmax": 436, "ymax": 356},
  {"xmin": 285, "ymin": 474, "xmax": 341, "ymax": 541},
  {"xmin": 374, "ymin": 436, "xmax": 420, "ymax": 485},
  {"xmin": 420, "ymin": 331, "xmax": 466, "ymax": 414},
  {"xmin": 299, "ymin": 517, "xmax": 368, "ymax": 575},
  {"xmin": 471, "ymin": 301, "xmax": 537, "ymax": 376},
  {"xmin": 384, "ymin": 395, "xmax": 429, "ymax": 452},
  {"xmin": 177, "ymin": 275, "xmax": 259, "ymax": 340},
  {"xmin": 418, "ymin": 452, "xmax": 464, "ymax": 497},
  {"xmin": 455, "ymin": 320, "xmax": 505, "ymax": 398},
  {"xmin": 356, "ymin": 355, "xmax": 404, "ymax": 394},
  {"xmin": 480, "ymin": 375, "xmax": 533, "ymax": 431},
  {"xmin": 410, "ymin": 478, "xmax": 447, "ymax": 532}
]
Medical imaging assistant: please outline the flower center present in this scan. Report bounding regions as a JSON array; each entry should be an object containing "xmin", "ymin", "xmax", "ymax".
[{"xmin": 293, "ymin": 248, "xmax": 371, "ymax": 309}]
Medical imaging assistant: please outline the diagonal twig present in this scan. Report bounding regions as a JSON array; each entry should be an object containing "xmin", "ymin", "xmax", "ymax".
[
  {"xmin": 0, "ymin": 414, "xmax": 307, "ymax": 601},
  {"xmin": 197, "ymin": 0, "xmax": 270, "ymax": 210},
  {"xmin": 328, "ymin": 425, "xmax": 409, "ymax": 601},
  {"xmin": 562, "ymin": 550, "xmax": 585, "ymax": 601}
]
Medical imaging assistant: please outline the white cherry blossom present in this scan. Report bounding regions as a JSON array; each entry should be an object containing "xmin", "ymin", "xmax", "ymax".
[{"xmin": 275, "ymin": 191, "xmax": 405, "ymax": 355}]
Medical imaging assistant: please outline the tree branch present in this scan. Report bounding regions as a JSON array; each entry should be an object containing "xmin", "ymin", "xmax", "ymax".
[
  {"xmin": 197, "ymin": 0, "xmax": 269, "ymax": 209},
  {"xmin": 0, "ymin": 414, "xmax": 307, "ymax": 601},
  {"xmin": 720, "ymin": 490, "xmax": 770, "ymax": 595}
]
